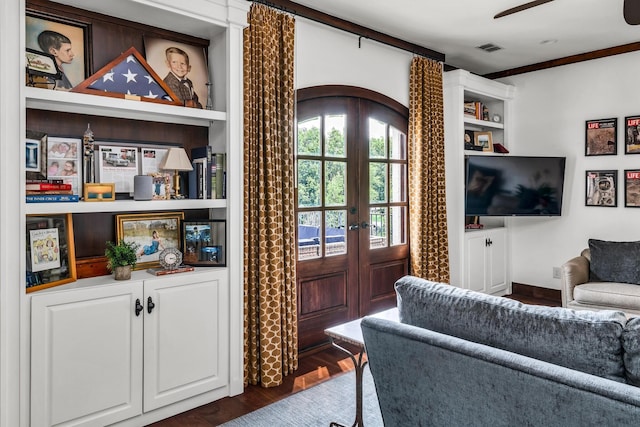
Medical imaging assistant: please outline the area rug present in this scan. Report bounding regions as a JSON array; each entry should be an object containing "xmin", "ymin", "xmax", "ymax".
[{"xmin": 220, "ymin": 368, "xmax": 383, "ymax": 427}]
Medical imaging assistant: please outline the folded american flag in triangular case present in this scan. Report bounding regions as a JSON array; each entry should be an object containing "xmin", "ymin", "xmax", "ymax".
[{"xmin": 72, "ymin": 46, "xmax": 181, "ymax": 106}]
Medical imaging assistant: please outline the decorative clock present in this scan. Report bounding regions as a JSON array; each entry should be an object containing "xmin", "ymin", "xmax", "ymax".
[{"xmin": 158, "ymin": 247, "xmax": 182, "ymax": 270}]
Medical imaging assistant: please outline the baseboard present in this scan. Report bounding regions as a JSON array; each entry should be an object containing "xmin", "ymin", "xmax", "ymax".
[{"xmin": 511, "ymin": 282, "xmax": 561, "ymax": 303}]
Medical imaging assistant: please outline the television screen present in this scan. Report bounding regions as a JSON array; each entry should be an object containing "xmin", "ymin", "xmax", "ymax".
[{"xmin": 465, "ymin": 155, "xmax": 566, "ymax": 216}]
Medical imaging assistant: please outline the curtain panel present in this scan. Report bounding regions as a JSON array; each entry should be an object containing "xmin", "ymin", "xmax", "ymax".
[
  {"xmin": 243, "ymin": 3, "xmax": 298, "ymax": 388},
  {"xmin": 408, "ymin": 57, "xmax": 450, "ymax": 283}
]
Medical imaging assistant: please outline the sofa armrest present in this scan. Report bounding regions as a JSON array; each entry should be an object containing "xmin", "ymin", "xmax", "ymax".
[{"xmin": 561, "ymin": 255, "xmax": 590, "ymax": 307}]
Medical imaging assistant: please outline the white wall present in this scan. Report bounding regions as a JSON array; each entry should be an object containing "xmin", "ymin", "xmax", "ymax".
[
  {"xmin": 295, "ymin": 18, "xmax": 412, "ymax": 106},
  {"xmin": 499, "ymin": 51, "xmax": 640, "ymax": 289}
]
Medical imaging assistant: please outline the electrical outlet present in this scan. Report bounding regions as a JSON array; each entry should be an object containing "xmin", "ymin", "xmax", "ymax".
[{"xmin": 553, "ymin": 267, "xmax": 561, "ymax": 279}]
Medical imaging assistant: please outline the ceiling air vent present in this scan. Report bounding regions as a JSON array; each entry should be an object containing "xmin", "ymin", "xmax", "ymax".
[{"xmin": 476, "ymin": 43, "xmax": 503, "ymax": 53}]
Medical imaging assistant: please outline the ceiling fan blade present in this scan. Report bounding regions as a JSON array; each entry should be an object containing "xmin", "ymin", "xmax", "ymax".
[
  {"xmin": 494, "ymin": 0, "xmax": 555, "ymax": 19},
  {"xmin": 624, "ymin": 0, "xmax": 640, "ymax": 25}
]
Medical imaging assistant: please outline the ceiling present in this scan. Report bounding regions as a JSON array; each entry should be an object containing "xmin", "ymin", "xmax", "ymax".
[{"xmin": 291, "ymin": 0, "xmax": 640, "ymax": 76}]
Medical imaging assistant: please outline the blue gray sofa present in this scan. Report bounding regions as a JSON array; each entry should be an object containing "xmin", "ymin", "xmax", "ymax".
[{"xmin": 361, "ymin": 275, "xmax": 640, "ymax": 427}]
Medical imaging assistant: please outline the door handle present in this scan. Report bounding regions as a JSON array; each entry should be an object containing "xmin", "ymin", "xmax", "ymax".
[
  {"xmin": 348, "ymin": 223, "xmax": 359, "ymax": 230},
  {"xmin": 135, "ymin": 298, "xmax": 143, "ymax": 317},
  {"xmin": 361, "ymin": 221, "xmax": 369, "ymax": 229},
  {"xmin": 147, "ymin": 296, "xmax": 156, "ymax": 314}
]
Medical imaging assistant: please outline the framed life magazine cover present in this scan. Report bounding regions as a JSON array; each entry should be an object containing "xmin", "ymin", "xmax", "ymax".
[
  {"xmin": 585, "ymin": 170, "xmax": 617, "ymax": 207},
  {"xmin": 624, "ymin": 169, "xmax": 640, "ymax": 207},
  {"xmin": 624, "ymin": 115, "xmax": 640, "ymax": 154},
  {"xmin": 585, "ymin": 118, "xmax": 617, "ymax": 156},
  {"xmin": 26, "ymin": 213, "xmax": 77, "ymax": 293}
]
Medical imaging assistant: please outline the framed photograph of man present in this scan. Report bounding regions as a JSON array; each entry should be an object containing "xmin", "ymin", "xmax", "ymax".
[
  {"xmin": 143, "ymin": 36, "xmax": 209, "ymax": 109},
  {"xmin": 25, "ymin": 10, "xmax": 91, "ymax": 90},
  {"xmin": 585, "ymin": 170, "xmax": 617, "ymax": 207},
  {"xmin": 585, "ymin": 118, "xmax": 617, "ymax": 156}
]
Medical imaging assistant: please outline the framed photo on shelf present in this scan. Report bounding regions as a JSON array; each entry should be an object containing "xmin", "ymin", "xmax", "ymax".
[
  {"xmin": 624, "ymin": 169, "xmax": 640, "ymax": 207},
  {"xmin": 182, "ymin": 219, "xmax": 226, "ymax": 266},
  {"xmin": 116, "ymin": 212, "xmax": 184, "ymax": 270},
  {"xmin": 624, "ymin": 115, "xmax": 640, "ymax": 154},
  {"xmin": 143, "ymin": 36, "xmax": 210, "ymax": 109},
  {"xmin": 140, "ymin": 147, "xmax": 169, "ymax": 175},
  {"xmin": 26, "ymin": 130, "xmax": 48, "ymax": 181},
  {"xmin": 26, "ymin": 213, "xmax": 77, "ymax": 293},
  {"xmin": 474, "ymin": 131, "xmax": 493, "ymax": 152},
  {"xmin": 25, "ymin": 10, "xmax": 92, "ymax": 90},
  {"xmin": 46, "ymin": 136, "xmax": 82, "ymax": 195},
  {"xmin": 96, "ymin": 144, "xmax": 139, "ymax": 195},
  {"xmin": 585, "ymin": 170, "xmax": 617, "ymax": 207},
  {"xmin": 585, "ymin": 118, "xmax": 617, "ymax": 156},
  {"xmin": 25, "ymin": 48, "xmax": 61, "ymax": 88},
  {"xmin": 83, "ymin": 182, "xmax": 115, "ymax": 201},
  {"xmin": 151, "ymin": 173, "xmax": 172, "ymax": 200}
]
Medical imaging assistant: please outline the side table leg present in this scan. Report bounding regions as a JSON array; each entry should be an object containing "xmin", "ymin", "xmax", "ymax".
[{"xmin": 329, "ymin": 338, "xmax": 368, "ymax": 427}]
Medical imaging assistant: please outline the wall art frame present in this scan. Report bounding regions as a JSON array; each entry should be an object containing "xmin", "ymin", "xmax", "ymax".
[
  {"xmin": 624, "ymin": 115, "xmax": 640, "ymax": 154},
  {"xmin": 585, "ymin": 118, "xmax": 617, "ymax": 156},
  {"xmin": 624, "ymin": 169, "xmax": 640, "ymax": 207},
  {"xmin": 585, "ymin": 170, "xmax": 617, "ymax": 207}
]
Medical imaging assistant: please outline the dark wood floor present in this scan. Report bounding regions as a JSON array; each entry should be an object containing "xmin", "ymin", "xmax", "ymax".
[{"xmin": 149, "ymin": 286, "xmax": 561, "ymax": 426}]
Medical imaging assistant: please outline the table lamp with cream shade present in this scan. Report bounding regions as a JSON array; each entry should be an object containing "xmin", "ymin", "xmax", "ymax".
[{"xmin": 160, "ymin": 147, "xmax": 193, "ymax": 199}]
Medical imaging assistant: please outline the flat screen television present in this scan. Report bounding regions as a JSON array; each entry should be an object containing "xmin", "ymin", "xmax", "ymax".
[{"xmin": 465, "ymin": 155, "xmax": 566, "ymax": 216}]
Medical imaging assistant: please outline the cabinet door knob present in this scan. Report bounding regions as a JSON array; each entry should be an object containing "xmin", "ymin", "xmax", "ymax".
[
  {"xmin": 135, "ymin": 299, "xmax": 144, "ymax": 317},
  {"xmin": 147, "ymin": 296, "xmax": 156, "ymax": 314}
]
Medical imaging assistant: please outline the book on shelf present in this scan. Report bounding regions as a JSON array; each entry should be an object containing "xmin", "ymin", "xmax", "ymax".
[
  {"xmin": 26, "ymin": 189, "xmax": 74, "ymax": 195},
  {"xmin": 25, "ymin": 182, "xmax": 72, "ymax": 191},
  {"xmin": 146, "ymin": 265, "xmax": 195, "ymax": 276},
  {"xmin": 25, "ymin": 179, "xmax": 65, "ymax": 185},
  {"xmin": 188, "ymin": 157, "xmax": 207, "ymax": 199},
  {"xmin": 26, "ymin": 194, "xmax": 79, "ymax": 203},
  {"xmin": 190, "ymin": 146, "xmax": 227, "ymax": 199}
]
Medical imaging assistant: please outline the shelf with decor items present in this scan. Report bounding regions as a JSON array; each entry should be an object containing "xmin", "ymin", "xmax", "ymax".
[
  {"xmin": 3, "ymin": 0, "xmax": 248, "ymax": 426},
  {"xmin": 443, "ymin": 69, "xmax": 515, "ymax": 295}
]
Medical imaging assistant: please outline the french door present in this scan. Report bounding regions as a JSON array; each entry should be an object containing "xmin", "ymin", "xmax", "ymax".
[{"xmin": 296, "ymin": 87, "xmax": 409, "ymax": 350}]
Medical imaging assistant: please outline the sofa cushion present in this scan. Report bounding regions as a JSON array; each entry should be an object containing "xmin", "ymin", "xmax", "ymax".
[
  {"xmin": 395, "ymin": 276, "xmax": 628, "ymax": 383},
  {"xmin": 588, "ymin": 239, "xmax": 640, "ymax": 285},
  {"xmin": 623, "ymin": 317, "xmax": 640, "ymax": 386},
  {"xmin": 574, "ymin": 282, "xmax": 640, "ymax": 312}
]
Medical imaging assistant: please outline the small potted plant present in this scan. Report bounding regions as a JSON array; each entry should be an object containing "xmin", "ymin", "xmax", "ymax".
[{"xmin": 105, "ymin": 240, "xmax": 139, "ymax": 280}]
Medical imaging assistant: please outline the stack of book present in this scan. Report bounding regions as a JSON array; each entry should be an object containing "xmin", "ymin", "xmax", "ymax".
[
  {"xmin": 26, "ymin": 180, "xmax": 79, "ymax": 203},
  {"xmin": 463, "ymin": 101, "xmax": 489, "ymax": 121},
  {"xmin": 188, "ymin": 146, "xmax": 227, "ymax": 200}
]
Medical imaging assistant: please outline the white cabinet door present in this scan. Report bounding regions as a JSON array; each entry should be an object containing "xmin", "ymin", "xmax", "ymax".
[
  {"xmin": 31, "ymin": 282, "xmax": 144, "ymax": 427},
  {"xmin": 143, "ymin": 270, "xmax": 228, "ymax": 411},
  {"xmin": 464, "ymin": 233, "xmax": 487, "ymax": 292},
  {"xmin": 464, "ymin": 228, "xmax": 508, "ymax": 295},
  {"xmin": 486, "ymin": 229, "xmax": 507, "ymax": 294}
]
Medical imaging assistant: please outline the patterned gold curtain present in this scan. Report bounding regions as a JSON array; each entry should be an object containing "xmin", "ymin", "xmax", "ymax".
[
  {"xmin": 408, "ymin": 56, "xmax": 449, "ymax": 282},
  {"xmin": 243, "ymin": 3, "xmax": 298, "ymax": 388}
]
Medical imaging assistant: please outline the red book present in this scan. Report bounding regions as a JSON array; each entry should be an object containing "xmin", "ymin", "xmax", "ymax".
[{"xmin": 25, "ymin": 183, "xmax": 72, "ymax": 191}]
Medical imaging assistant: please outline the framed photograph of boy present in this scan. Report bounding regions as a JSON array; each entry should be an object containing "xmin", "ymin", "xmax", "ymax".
[
  {"xmin": 585, "ymin": 170, "xmax": 617, "ymax": 207},
  {"xmin": 585, "ymin": 118, "xmax": 617, "ymax": 156},
  {"xmin": 624, "ymin": 169, "xmax": 640, "ymax": 207},
  {"xmin": 624, "ymin": 115, "xmax": 640, "ymax": 154},
  {"xmin": 143, "ymin": 36, "xmax": 209, "ymax": 109},
  {"xmin": 25, "ymin": 10, "xmax": 91, "ymax": 90}
]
